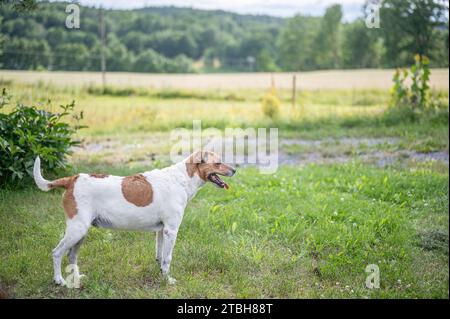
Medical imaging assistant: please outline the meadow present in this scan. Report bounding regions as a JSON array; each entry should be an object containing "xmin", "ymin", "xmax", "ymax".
[
  {"xmin": 1, "ymin": 69, "xmax": 448, "ymax": 90},
  {"xmin": 0, "ymin": 71, "xmax": 448, "ymax": 298}
]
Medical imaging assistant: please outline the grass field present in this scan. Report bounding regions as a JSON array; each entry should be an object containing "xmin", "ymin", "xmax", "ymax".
[
  {"xmin": 1, "ymin": 69, "xmax": 449, "ymax": 90},
  {"xmin": 1, "ymin": 163, "xmax": 448, "ymax": 298},
  {"xmin": 0, "ymin": 71, "xmax": 448, "ymax": 298}
]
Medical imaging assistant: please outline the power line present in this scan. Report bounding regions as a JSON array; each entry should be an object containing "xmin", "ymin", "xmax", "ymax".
[
  {"xmin": 99, "ymin": 7, "xmax": 107, "ymax": 86},
  {"xmin": 0, "ymin": 49, "xmax": 101, "ymax": 60}
]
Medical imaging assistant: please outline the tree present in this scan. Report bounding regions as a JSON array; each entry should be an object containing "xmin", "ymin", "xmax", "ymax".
[
  {"xmin": 196, "ymin": 27, "xmax": 218, "ymax": 55},
  {"xmin": 52, "ymin": 43, "xmax": 90, "ymax": 71},
  {"xmin": 0, "ymin": 16, "xmax": 4, "ymax": 66},
  {"xmin": 0, "ymin": 1, "xmax": 448, "ymax": 72},
  {"xmin": 342, "ymin": 19, "xmax": 383, "ymax": 68},
  {"xmin": 106, "ymin": 34, "xmax": 133, "ymax": 71},
  {"xmin": 165, "ymin": 54, "xmax": 194, "ymax": 73},
  {"xmin": 378, "ymin": 0, "xmax": 449, "ymax": 66},
  {"xmin": 133, "ymin": 49, "xmax": 166, "ymax": 73},
  {"xmin": 429, "ymin": 21, "xmax": 449, "ymax": 67},
  {"xmin": 122, "ymin": 31, "xmax": 148, "ymax": 53},
  {"xmin": 132, "ymin": 49, "xmax": 194, "ymax": 73},
  {"xmin": 0, "ymin": 0, "xmax": 37, "ymax": 12},
  {"xmin": 0, "ymin": 36, "xmax": 51, "ymax": 69},
  {"xmin": 256, "ymin": 49, "xmax": 279, "ymax": 72},
  {"xmin": 313, "ymin": 4, "xmax": 343, "ymax": 69},
  {"xmin": 277, "ymin": 15, "xmax": 320, "ymax": 71},
  {"xmin": 147, "ymin": 30, "xmax": 198, "ymax": 59},
  {"xmin": 46, "ymin": 27, "xmax": 66, "ymax": 48}
]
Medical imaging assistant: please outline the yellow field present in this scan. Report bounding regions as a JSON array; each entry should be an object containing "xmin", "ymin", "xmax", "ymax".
[{"xmin": 1, "ymin": 69, "xmax": 448, "ymax": 90}]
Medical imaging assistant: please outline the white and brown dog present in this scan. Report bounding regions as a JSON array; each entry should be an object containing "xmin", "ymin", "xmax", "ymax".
[{"xmin": 33, "ymin": 150, "xmax": 235, "ymax": 286}]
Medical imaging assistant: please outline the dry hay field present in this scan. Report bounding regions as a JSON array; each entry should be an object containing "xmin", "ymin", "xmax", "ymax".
[{"xmin": 1, "ymin": 69, "xmax": 448, "ymax": 90}]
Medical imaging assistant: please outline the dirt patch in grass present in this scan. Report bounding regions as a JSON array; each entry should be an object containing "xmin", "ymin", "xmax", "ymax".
[
  {"xmin": 418, "ymin": 230, "xmax": 449, "ymax": 255},
  {"xmin": 280, "ymin": 149, "xmax": 449, "ymax": 167},
  {"xmin": 0, "ymin": 280, "xmax": 15, "ymax": 299},
  {"xmin": 72, "ymin": 136, "xmax": 449, "ymax": 170}
]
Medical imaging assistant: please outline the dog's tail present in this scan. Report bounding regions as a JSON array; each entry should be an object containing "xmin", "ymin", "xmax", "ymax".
[
  {"xmin": 33, "ymin": 156, "xmax": 51, "ymax": 191},
  {"xmin": 33, "ymin": 156, "xmax": 71, "ymax": 191}
]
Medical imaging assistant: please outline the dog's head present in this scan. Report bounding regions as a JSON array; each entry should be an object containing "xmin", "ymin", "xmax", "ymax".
[{"xmin": 185, "ymin": 150, "xmax": 236, "ymax": 189}]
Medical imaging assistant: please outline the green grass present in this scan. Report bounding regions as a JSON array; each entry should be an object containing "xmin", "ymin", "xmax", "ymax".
[{"xmin": 0, "ymin": 163, "xmax": 448, "ymax": 298}]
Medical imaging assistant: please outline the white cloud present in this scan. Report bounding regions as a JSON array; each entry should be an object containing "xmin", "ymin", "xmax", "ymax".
[{"xmin": 74, "ymin": 0, "xmax": 366, "ymax": 20}]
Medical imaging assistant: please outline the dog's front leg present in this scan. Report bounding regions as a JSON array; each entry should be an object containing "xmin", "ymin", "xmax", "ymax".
[
  {"xmin": 155, "ymin": 230, "xmax": 163, "ymax": 265},
  {"xmin": 161, "ymin": 225, "xmax": 179, "ymax": 285}
]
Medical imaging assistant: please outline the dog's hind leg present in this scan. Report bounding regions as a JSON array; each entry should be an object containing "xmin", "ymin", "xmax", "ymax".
[
  {"xmin": 155, "ymin": 230, "xmax": 163, "ymax": 265},
  {"xmin": 161, "ymin": 225, "xmax": 179, "ymax": 285},
  {"xmin": 67, "ymin": 236, "xmax": 86, "ymax": 278},
  {"xmin": 52, "ymin": 221, "xmax": 89, "ymax": 286},
  {"xmin": 68, "ymin": 236, "xmax": 85, "ymax": 265}
]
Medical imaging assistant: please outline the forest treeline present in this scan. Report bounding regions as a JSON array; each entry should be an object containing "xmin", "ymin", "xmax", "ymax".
[{"xmin": 0, "ymin": 0, "xmax": 448, "ymax": 73}]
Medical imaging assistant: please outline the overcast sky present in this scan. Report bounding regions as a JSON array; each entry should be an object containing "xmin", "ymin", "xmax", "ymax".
[{"xmin": 73, "ymin": 0, "xmax": 367, "ymax": 21}]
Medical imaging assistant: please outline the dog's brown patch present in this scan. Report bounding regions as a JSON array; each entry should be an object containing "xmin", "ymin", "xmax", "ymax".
[
  {"xmin": 49, "ymin": 176, "xmax": 73, "ymax": 189},
  {"xmin": 62, "ymin": 175, "xmax": 79, "ymax": 219},
  {"xmin": 89, "ymin": 173, "xmax": 109, "ymax": 178},
  {"xmin": 185, "ymin": 151, "xmax": 203, "ymax": 177},
  {"xmin": 48, "ymin": 175, "xmax": 79, "ymax": 219},
  {"xmin": 121, "ymin": 174, "xmax": 153, "ymax": 207},
  {"xmin": 186, "ymin": 162, "xmax": 197, "ymax": 178}
]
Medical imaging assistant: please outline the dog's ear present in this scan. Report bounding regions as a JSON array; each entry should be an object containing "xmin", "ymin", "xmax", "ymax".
[
  {"xmin": 186, "ymin": 151, "xmax": 202, "ymax": 177},
  {"xmin": 190, "ymin": 150, "xmax": 204, "ymax": 164},
  {"xmin": 189, "ymin": 150, "xmax": 212, "ymax": 164}
]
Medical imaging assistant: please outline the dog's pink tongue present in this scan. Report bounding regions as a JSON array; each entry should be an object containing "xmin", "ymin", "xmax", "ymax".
[{"xmin": 223, "ymin": 182, "xmax": 229, "ymax": 190}]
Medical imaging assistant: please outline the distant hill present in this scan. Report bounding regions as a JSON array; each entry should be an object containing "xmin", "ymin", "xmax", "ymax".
[
  {"xmin": 0, "ymin": 1, "xmax": 285, "ymax": 72},
  {"xmin": 136, "ymin": 6, "xmax": 284, "ymax": 24},
  {"xmin": 0, "ymin": 1, "xmax": 447, "ymax": 73}
]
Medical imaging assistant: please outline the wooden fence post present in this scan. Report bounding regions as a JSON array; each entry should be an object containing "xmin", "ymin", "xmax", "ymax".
[{"xmin": 292, "ymin": 74, "xmax": 297, "ymax": 111}]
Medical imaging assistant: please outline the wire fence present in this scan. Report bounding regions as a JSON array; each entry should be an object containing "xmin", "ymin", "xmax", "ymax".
[{"xmin": 0, "ymin": 49, "xmax": 259, "ymax": 72}]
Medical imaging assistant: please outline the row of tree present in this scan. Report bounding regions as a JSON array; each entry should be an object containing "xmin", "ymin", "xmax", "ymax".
[
  {"xmin": 279, "ymin": 1, "xmax": 449, "ymax": 70},
  {"xmin": 0, "ymin": 0, "xmax": 448, "ymax": 73}
]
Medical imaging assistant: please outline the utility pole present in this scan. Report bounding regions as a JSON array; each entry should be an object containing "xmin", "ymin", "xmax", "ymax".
[
  {"xmin": 99, "ymin": 7, "xmax": 106, "ymax": 87},
  {"xmin": 270, "ymin": 73, "xmax": 275, "ymax": 94},
  {"xmin": 292, "ymin": 74, "xmax": 297, "ymax": 110}
]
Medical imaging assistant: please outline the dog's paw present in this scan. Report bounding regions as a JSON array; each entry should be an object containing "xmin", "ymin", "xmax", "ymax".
[
  {"xmin": 54, "ymin": 277, "xmax": 67, "ymax": 286},
  {"xmin": 167, "ymin": 276, "xmax": 177, "ymax": 285}
]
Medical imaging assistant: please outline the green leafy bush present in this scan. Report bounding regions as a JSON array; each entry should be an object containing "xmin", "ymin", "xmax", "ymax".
[
  {"xmin": 0, "ymin": 89, "xmax": 85, "ymax": 185},
  {"xmin": 85, "ymin": 85, "xmax": 246, "ymax": 102},
  {"xmin": 87, "ymin": 85, "xmax": 138, "ymax": 97},
  {"xmin": 387, "ymin": 55, "xmax": 446, "ymax": 122},
  {"xmin": 261, "ymin": 92, "xmax": 281, "ymax": 119},
  {"xmin": 390, "ymin": 68, "xmax": 410, "ymax": 107},
  {"xmin": 390, "ymin": 55, "xmax": 435, "ymax": 110}
]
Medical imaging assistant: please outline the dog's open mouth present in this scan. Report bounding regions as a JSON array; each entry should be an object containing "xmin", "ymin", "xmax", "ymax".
[{"xmin": 207, "ymin": 173, "xmax": 229, "ymax": 189}]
